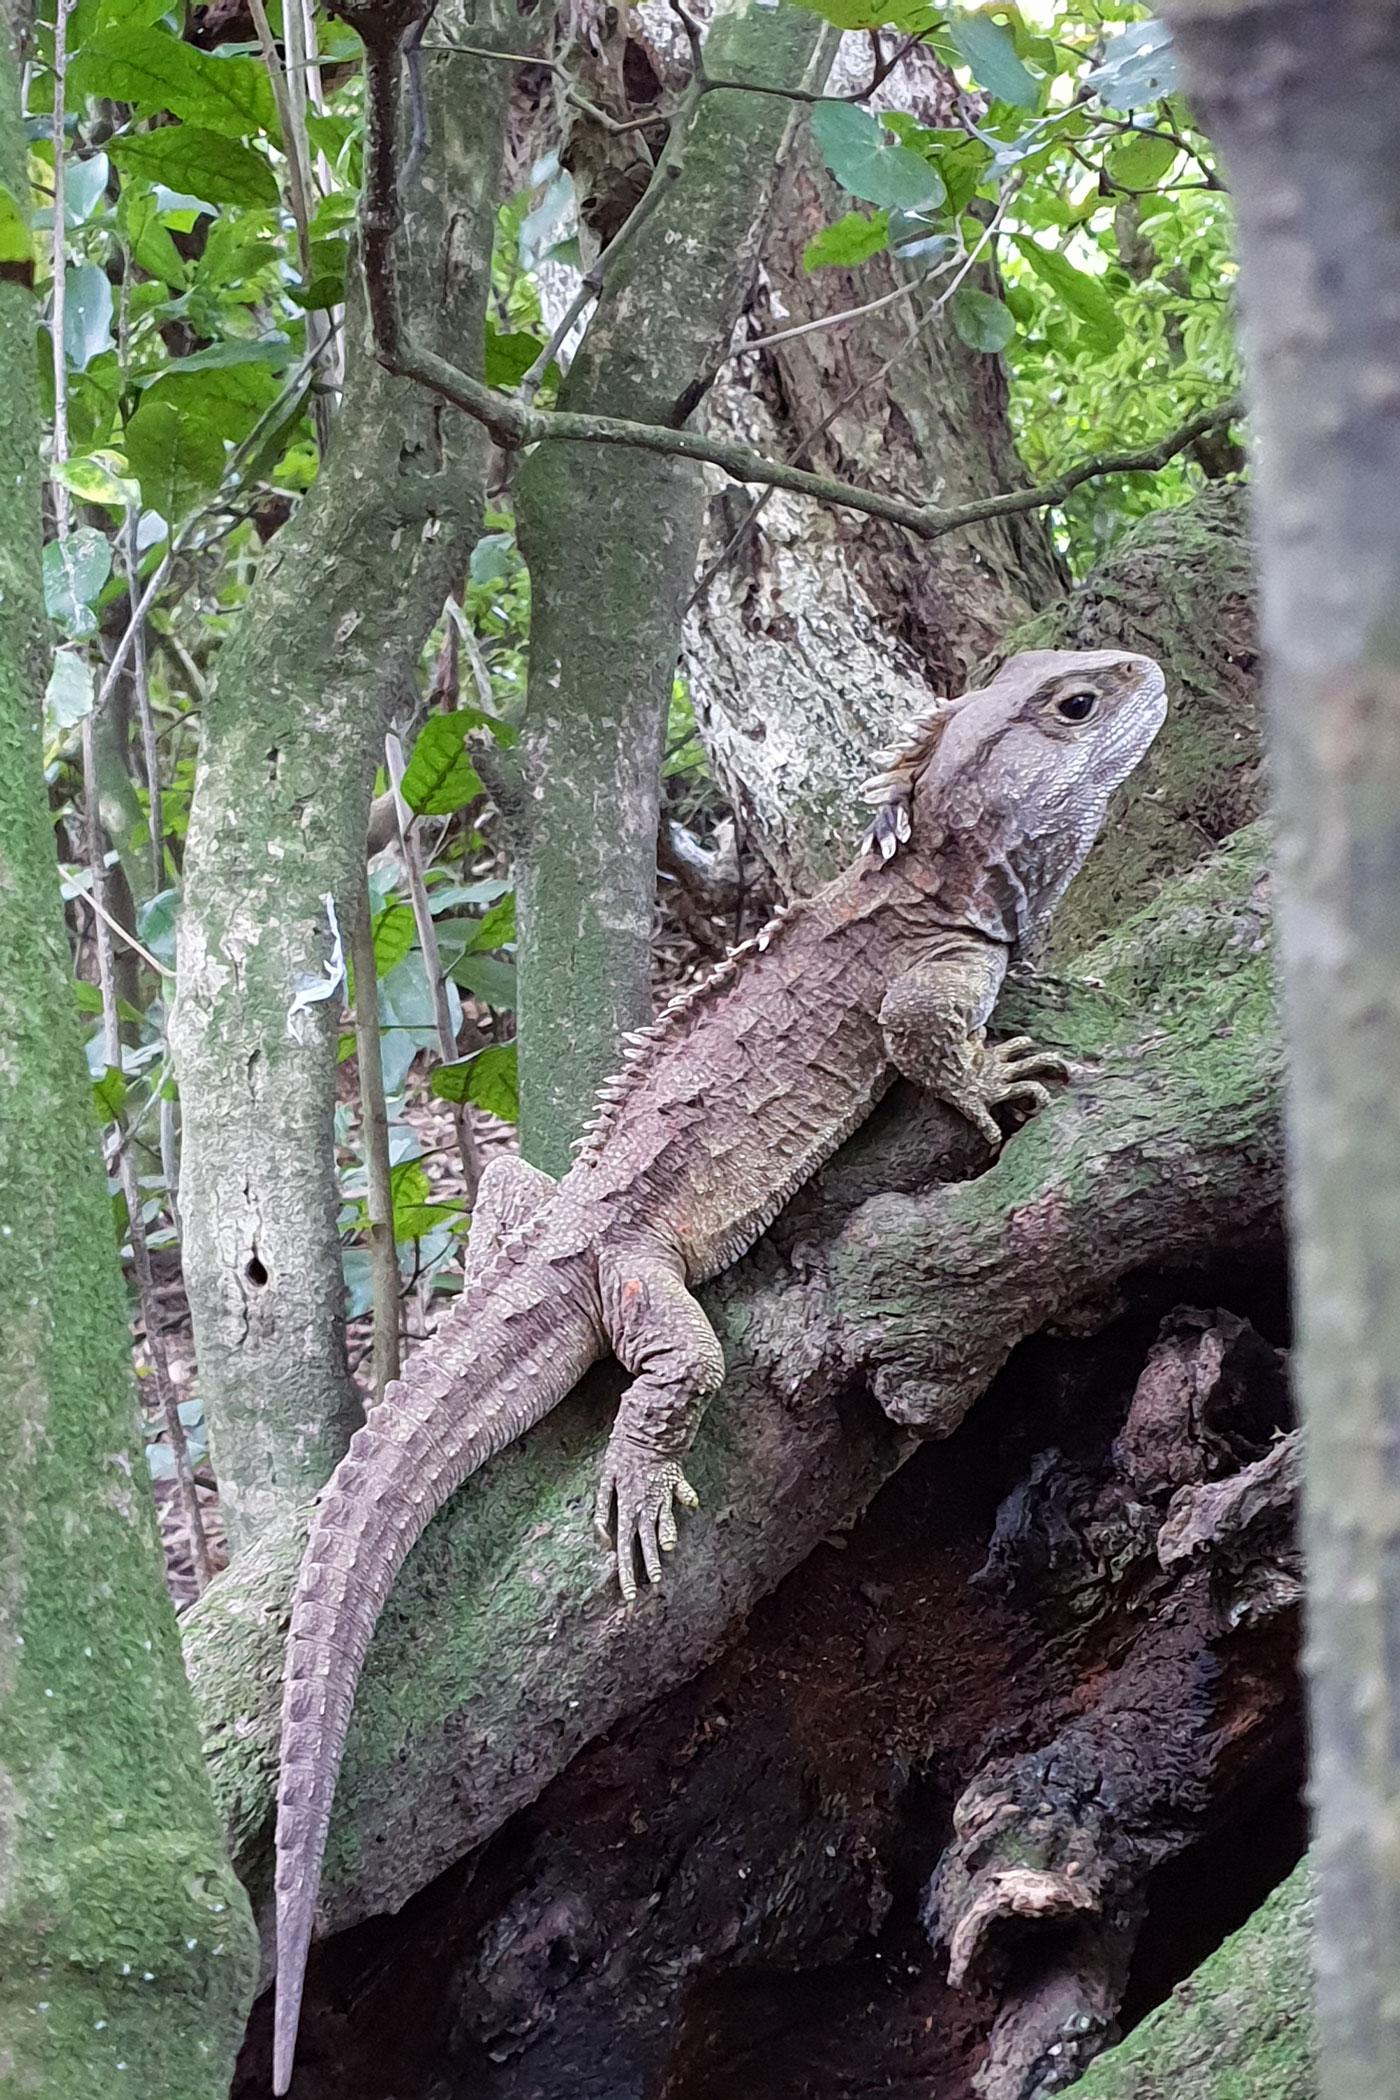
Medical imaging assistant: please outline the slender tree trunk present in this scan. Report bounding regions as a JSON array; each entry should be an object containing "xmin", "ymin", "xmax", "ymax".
[
  {"xmin": 169, "ymin": 6, "xmax": 515, "ymax": 1544},
  {"xmin": 512, "ymin": 0, "xmax": 832, "ymax": 1170},
  {"xmin": 1161, "ymin": 7, "xmax": 1400, "ymax": 2097},
  {"xmin": 0, "ymin": 6, "xmax": 259, "ymax": 2087}
]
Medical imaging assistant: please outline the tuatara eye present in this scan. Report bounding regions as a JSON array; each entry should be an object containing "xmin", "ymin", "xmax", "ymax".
[{"xmin": 1055, "ymin": 689, "xmax": 1098, "ymax": 723}]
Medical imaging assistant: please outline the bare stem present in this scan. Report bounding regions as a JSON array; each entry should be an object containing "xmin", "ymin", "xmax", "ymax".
[
  {"xmin": 351, "ymin": 887, "xmax": 402, "ymax": 1401},
  {"xmin": 385, "ymin": 731, "xmax": 483, "ymax": 1202}
]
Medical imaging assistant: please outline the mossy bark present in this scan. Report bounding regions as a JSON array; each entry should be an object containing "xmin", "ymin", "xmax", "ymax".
[
  {"xmin": 0, "ymin": 6, "xmax": 259, "ymax": 2088},
  {"xmin": 513, "ymin": 0, "xmax": 831, "ymax": 1172},
  {"xmin": 1075, "ymin": 1866, "xmax": 1315, "ymax": 2100},
  {"xmin": 168, "ymin": 10, "xmax": 515, "ymax": 1545}
]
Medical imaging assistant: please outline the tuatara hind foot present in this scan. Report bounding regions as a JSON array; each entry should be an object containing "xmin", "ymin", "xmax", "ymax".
[{"xmin": 594, "ymin": 1433, "xmax": 701, "ymax": 1604}]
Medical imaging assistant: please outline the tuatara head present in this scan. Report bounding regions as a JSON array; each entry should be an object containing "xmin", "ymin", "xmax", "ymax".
[{"xmin": 861, "ymin": 647, "xmax": 1167, "ymax": 946}]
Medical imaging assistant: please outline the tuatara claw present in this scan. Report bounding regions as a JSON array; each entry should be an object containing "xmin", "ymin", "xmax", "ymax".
[{"xmin": 594, "ymin": 1434, "xmax": 700, "ymax": 1604}]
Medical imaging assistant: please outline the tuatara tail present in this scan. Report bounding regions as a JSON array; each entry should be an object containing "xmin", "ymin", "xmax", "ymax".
[{"xmin": 272, "ymin": 1285, "xmax": 601, "ymax": 2095}]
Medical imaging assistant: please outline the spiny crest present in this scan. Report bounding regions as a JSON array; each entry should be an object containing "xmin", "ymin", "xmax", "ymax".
[
  {"xmin": 859, "ymin": 696, "xmax": 956, "ymax": 862},
  {"xmin": 571, "ymin": 899, "xmax": 806, "ymax": 1165}
]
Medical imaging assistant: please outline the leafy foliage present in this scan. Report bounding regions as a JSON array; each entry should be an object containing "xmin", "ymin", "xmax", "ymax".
[{"xmin": 792, "ymin": 3, "xmax": 1237, "ymax": 564}]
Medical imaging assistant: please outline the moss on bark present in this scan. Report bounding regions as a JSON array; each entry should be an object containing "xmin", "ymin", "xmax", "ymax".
[
  {"xmin": 1075, "ymin": 1866, "xmax": 1314, "ymax": 2100},
  {"xmin": 0, "ymin": 6, "xmax": 259, "ymax": 2086}
]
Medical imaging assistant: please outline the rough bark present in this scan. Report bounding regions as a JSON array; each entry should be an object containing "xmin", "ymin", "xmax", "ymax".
[
  {"xmin": 512, "ymin": 0, "xmax": 832, "ymax": 1171},
  {"xmin": 1160, "ymin": 6, "xmax": 1400, "ymax": 2095},
  {"xmin": 0, "ymin": 6, "xmax": 259, "ymax": 2086},
  {"xmin": 684, "ymin": 73, "xmax": 1065, "ymax": 894},
  {"xmin": 185, "ymin": 818, "xmax": 1282, "ymax": 1960},
  {"xmin": 168, "ymin": 7, "xmax": 513, "ymax": 1544}
]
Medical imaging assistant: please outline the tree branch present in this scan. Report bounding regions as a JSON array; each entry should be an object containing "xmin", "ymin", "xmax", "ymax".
[{"xmin": 345, "ymin": 5, "xmax": 1241, "ymax": 545}]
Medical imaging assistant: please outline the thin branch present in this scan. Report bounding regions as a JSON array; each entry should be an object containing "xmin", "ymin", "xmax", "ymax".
[
  {"xmin": 49, "ymin": 0, "xmax": 73, "ymax": 540},
  {"xmin": 349, "ymin": 17, "xmax": 1241, "ymax": 549},
  {"xmin": 126, "ymin": 1177, "xmax": 214, "ymax": 1594},
  {"xmin": 81, "ymin": 883, "xmax": 175, "ymax": 978},
  {"xmin": 384, "ymin": 732, "xmax": 483, "ymax": 1203},
  {"xmin": 120, "ymin": 512, "xmax": 163, "ymax": 892},
  {"xmin": 351, "ymin": 887, "xmax": 402, "ymax": 1400}
]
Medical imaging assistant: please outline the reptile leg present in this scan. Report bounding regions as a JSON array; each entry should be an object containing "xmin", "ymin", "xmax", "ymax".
[
  {"xmin": 881, "ymin": 944, "xmax": 1070, "ymax": 1149},
  {"xmin": 594, "ymin": 1244, "xmax": 725, "ymax": 1603},
  {"xmin": 461, "ymin": 1154, "xmax": 556, "ymax": 1291}
]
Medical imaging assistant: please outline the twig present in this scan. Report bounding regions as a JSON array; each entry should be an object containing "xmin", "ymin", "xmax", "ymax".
[
  {"xmin": 385, "ymin": 732, "xmax": 483, "ymax": 1203},
  {"xmin": 248, "ymin": 0, "xmax": 333, "ymax": 450},
  {"xmin": 49, "ymin": 0, "xmax": 73, "ymax": 538},
  {"xmin": 349, "ymin": 15, "xmax": 1242, "ymax": 548},
  {"xmin": 730, "ymin": 265, "xmax": 941, "ymax": 361},
  {"xmin": 81, "ymin": 884, "xmax": 174, "ymax": 977},
  {"xmin": 351, "ymin": 887, "xmax": 402, "ymax": 1399},
  {"xmin": 119, "ymin": 511, "xmax": 163, "ymax": 892}
]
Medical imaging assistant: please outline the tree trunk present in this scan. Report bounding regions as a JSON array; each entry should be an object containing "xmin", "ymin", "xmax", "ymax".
[
  {"xmin": 168, "ymin": 4, "xmax": 514, "ymax": 1545},
  {"xmin": 0, "ymin": 6, "xmax": 259, "ymax": 2087},
  {"xmin": 512, "ymin": 0, "xmax": 832, "ymax": 1170},
  {"xmin": 684, "ymin": 91, "xmax": 1065, "ymax": 892},
  {"xmin": 1160, "ymin": 6, "xmax": 1400, "ymax": 2096}
]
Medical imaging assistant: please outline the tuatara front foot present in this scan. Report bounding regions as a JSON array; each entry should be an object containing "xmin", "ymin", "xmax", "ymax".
[
  {"xmin": 594, "ymin": 1431, "xmax": 701, "ymax": 1604},
  {"xmin": 951, "ymin": 1035, "xmax": 1073, "ymax": 1149}
]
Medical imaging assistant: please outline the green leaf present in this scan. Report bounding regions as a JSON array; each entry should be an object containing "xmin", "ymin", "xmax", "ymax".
[
  {"xmin": 431, "ymin": 1042, "xmax": 519, "ymax": 1123},
  {"xmin": 1013, "ymin": 235, "xmax": 1125, "ymax": 349},
  {"xmin": 1107, "ymin": 129, "xmax": 1178, "ymax": 190},
  {"xmin": 125, "ymin": 396, "xmax": 225, "ymax": 522},
  {"xmin": 1085, "ymin": 20, "xmax": 1177, "ymax": 112},
  {"xmin": 64, "ymin": 153, "xmax": 110, "ymax": 225},
  {"xmin": 810, "ymin": 103, "xmax": 943, "ymax": 212},
  {"xmin": 45, "ymin": 648, "xmax": 95, "ymax": 730},
  {"xmin": 399, "ymin": 711, "xmax": 484, "ymax": 816},
  {"xmin": 788, "ymin": 0, "xmax": 938, "ymax": 27},
  {"xmin": 394, "ymin": 1199, "xmax": 464, "ymax": 1242},
  {"xmin": 142, "ymin": 360, "xmax": 281, "ymax": 446},
  {"xmin": 469, "ymin": 892, "xmax": 516, "ymax": 951},
  {"xmin": 43, "ymin": 528, "xmax": 112, "ymax": 638},
  {"xmin": 118, "ymin": 186, "xmax": 188, "ymax": 289},
  {"xmin": 109, "ymin": 124, "xmax": 279, "ymax": 208},
  {"xmin": 54, "ymin": 450, "xmax": 139, "ymax": 508},
  {"xmin": 950, "ymin": 284, "xmax": 1015, "ymax": 352},
  {"xmin": 484, "ymin": 324, "xmax": 543, "ymax": 386},
  {"xmin": 0, "ymin": 183, "xmax": 34, "ymax": 276},
  {"xmin": 93, "ymin": 1065, "xmax": 128, "ymax": 1122},
  {"xmin": 803, "ymin": 210, "xmax": 889, "ymax": 270},
  {"xmin": 70, "ymin": 31, "xmax": 280, "ymax": 139},
  {"xmin": 63, "ymin": 262, "xmax": 113, "ymax": 370},
  {"xmin": 946, "ymin": 14, "xmax": 1040, "ymax": 110},
  {"xmin": 372, "ymin": 902, "xmax": 416, "ymax": 977},
  {"xmin": 136, "ymin": 887, "xmax": 179, "ymax": 968},
  {"xmin": 451, "ymin": 954, "xmax": 517, "ymax": 1009}
]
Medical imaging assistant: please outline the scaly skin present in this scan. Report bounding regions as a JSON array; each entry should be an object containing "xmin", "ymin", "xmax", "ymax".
[{"xmin": 272, "ymin": 647, "xmax": 1167, "ymax": 2091}]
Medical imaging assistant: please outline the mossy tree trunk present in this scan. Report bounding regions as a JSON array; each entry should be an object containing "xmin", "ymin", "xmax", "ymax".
[
  {"xmin": 168, "ymin": 6, "xmax": 517, "ymax": 1546},
  {"xmin": 0, "ymin": 4, "xmax": 259, "ymax": 2089},
  {"xmin": 1162, "ymin": 7, "xmax": 1400, "ymax": 2097},
  {"xmin": 512, "ymin": 0, "xmax": 832, "ymax": 1172}
]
